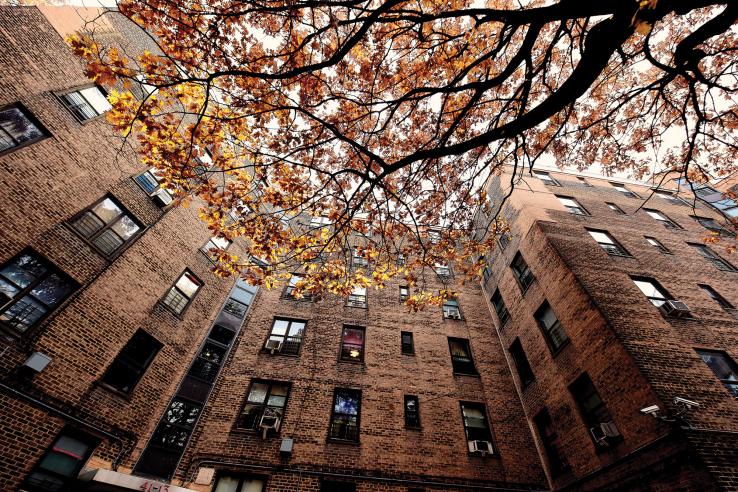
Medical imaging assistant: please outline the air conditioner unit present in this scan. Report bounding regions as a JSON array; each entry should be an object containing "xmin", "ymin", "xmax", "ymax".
[
  {"xmin": 470, "ymin": 440, "xmax": 493, "ymax": 455},
  {"xmin": 265, "ymin": 340, "xmax": 283, "ymax": 354},
  {"xmin": 658, "ymin": 300, "xmax": 691, "ymax": 318},
  {"xmin": 152, "ymin": 189, "xmax": 173, "ymax": 207},
  {"xmin": 451, "ymin": 313, "xmax": 462, "ymax": 320},
  {"xmin": 590, "ymin": 421, "xmax": 621, "ymax": 444},
  {"xmin": 259, "ymin": 414, "xmax": 281, "ymax": 439}
]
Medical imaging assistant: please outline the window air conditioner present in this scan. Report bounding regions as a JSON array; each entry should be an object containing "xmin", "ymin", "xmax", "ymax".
[
  {"xmin": 658, "ymin": 300, "xmax": 691, "ymax": 318},
  {"xmin": 152, "ymin": 189, "xmax": 173, "ymax": 207},
  {"xmin": 590, "ymin": 421, "xmax": 621, "ymax": 444},
  {"xmin": 259, "ymin": 414, "xmax": 281, "ymax": 439},
  {"xmin": 265, "ymin": 340, "xmax": 283, "ymax": 354},
  {"xmin": 470, "ymin": 440, "xmax": 493, "ymax": 455}
]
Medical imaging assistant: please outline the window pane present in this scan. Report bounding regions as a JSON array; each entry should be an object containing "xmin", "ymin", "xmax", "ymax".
[
  {"xmin": 175, "ymin": 272, "xmax": 201, "ymax": 298},
  {"xmin": 214, "ymin": 476, "xmax": 240, "ymax": 492},
  {"xmin": 110, "ymin": 215, "xmax": 141, "ymax": 240},
  {"xmin": 537, "ymin": 306, "xmax": 558, "ymax": 329},
  {"xmin": 29, "ymin": 273, "xmax": 75, "ymax": 307},
  {"xmin": 79, "ymin": 86, "xmax": 112, "ymax": 114},
  {"xmin": 0, "ymin": 295, "xmax": 47, "ymax": 331},
  {"xmin": 334, "ymin": 391, "xmax": 359, "ymax": 415},
  {"xmin": 588, "ymin": 231, "xmax": 613, "ymax": 244},
  {"xmin": 700, "ymin": 353, "xmax": 738, "ymax": 381},
  {"xmin": 247, "ymin": 383, "xmax": 269, "ymax": 403},
  {"xmin": 0, "ymin": 106, "xmax": 44, "ymax": 150},
  {"xmin": 0, "ymin": 252, "xmax": 47, "ymax": 289},
  {"xmin": 135, "ymin": 171, "xmax": 159, "ymax": 194},
  {"xmin": 271, "ymin": 319, "xmax": 290, "ymax": 336},
  {"xmin": 633, "ymin": 279, "xmax": 666, "ymax": 300},
  {"xmin": 92, "ymin": 198, "xmax": 123, "ymax": 224},
  {"xmin": 449, "ymin": 339, "xmax": 470, "ymax": 358},
  {"xmin": 230, "ymin": 285, "xmax": 255, "ymax": 306},
  {"xmin": 287, "ymin": 321, "xmax": 305, "ymax": 337}
]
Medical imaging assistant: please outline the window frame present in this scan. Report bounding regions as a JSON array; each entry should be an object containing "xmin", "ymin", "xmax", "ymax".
[
  {"xmin": 351, "ymin": 246, "xmax": 369, "ymax": 268},
  {"xmin": 282, "ymin": 273, "xmax": 312, "ymax": 301},
  {"xmin": 99, "ymin": 329, "xmax": 162, "ymax": 395},
  {"xmin": 0, "ymin": 248, "xmax": 78, "ymax": 336},
  {"xmin": 698, "ymin": 284, "xmax": 735, "ymax": 310},
  {"xmin": 644, "ymin": 208, "xmax": 682, "ymax": 229},
  {"xmin": 404, "ymin": 395, "xmax": 421, "ymax": 429},
  {"xmin": 644, "ymin": 236, "xmax": 671, "ymax": 254},
  {"xmin": 655, "ymin": 190, "xmax": 687, "ymax": 205},
  {"xmin": 534, "ymin": 301, "xmax": 570, "ymax": 355},
  {"xmin": 22, "ymin": 427, "xmax": 98, "ymax": 491},
  {"xmin": 67, "ymin": 194, "xmax": 144, "ymax": 260},
  {"xmin": 533, "ymin": 171, "xmax": 560, "ymax": 186},
  {"xmin": 442, "ymin": 296, "xmax": 462, "ymax": 320},
  {"xmin": 346, "ymin": 285, "xmax": 367, "ymax": 308},
  {"xmin": 577, "ymin": 176, "xmax": 592, "ymax": 187},
  {"xmin": 695, "ymin": 349, "xmax": 738, "ymax": 398},
  {"xmin": 533, "ymin": 408, "xmax": 570, "ymax": 476},
  {"xmin": 569, "ymin": 373, "xmax": 619, "ymax": 448},
  {"xmin": 0, "ymin": 102, "xmax": 49, "ymax": 155},
  {"xmin": 339, "ymin": 325, "xmax": 366, "ymax": 363},
  {"xmin": 586, "ymin": 229, "xmax": 630, "ymax": 257},
  {"xmin": 448, "ymin": 337, "xmax": 478, "ymax": 375},
  {"xmin": 510, "ymin": 252, "xmax": 535, "ymax": 293},
  {"xmin": 200, "ymin": 236, "xmax": 231, "ymax": 262},
  {"xmin": 459, "ymin": 401, "xmax": 494, "ymax": 454},
  {"xmin": 399, "ymin": 285, "xmax": 409, "ymax": 302},
  {"xmin": 606, "ymin": 202, "xmax": 626, "ymax": 215},
  {"xmin": 509, "ymin": 338, "xmax": 535, "ymax": 388},
  {"xmin": 263, "ymin": 317, "xmax": 307, "ymax": 356},
  {"xmin": 160, "ymin": 269, "xmax": 204, "ymax": 316},
  {"xmin": 235, "ymin": 379, "xmax": 291, "ymax": 433},
  {"xmin": 630, "ymin": 276, "xmax": 672, "ymax": 307},
  {"xmin": 56, "ymin": 84, "xmax": 111, "ymax": 123},
  {"xmin": 491, "ymin": 289, "xmax": 510, "ymax": 328},
  {"xmin": 328, "ymin": 388, "xmax": 362, "ymax": 443},
  {"xmin": 556, "ymin": 195, "xmax": 589, "ymax": 216},
  {"xmin": 690, "ymin": 215, "xmax": 732, "ymax": 236},
  {"xmin": 401, "ymin": 331, "xmax": 415, "ymax": 355},
  {"xmin": 688, "ymin": 243, "xmax": 737, "ymax": 272},
  {"xmin": 610, "ymin": 182, "xmax": 639, "ymax": 198}
]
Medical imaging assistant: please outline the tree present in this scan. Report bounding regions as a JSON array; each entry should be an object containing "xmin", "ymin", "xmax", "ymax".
[{"xmin": 68, "ymin": 0, "xmax": 738, "ymax": 306}]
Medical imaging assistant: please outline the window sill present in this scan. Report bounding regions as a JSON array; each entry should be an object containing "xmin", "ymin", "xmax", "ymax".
[
  {"xmin": 405, "ymin": 425, "xmax": 422, "ymax": 431},
  {"xmin": 93, "ymin": 381, "xmax": 133, "ymax": 401},
  {"xmin": 606, "ymin": 253, "xmax": 634, "ymax": 259},
  {"xmin": 230, "ymin": 428, "xmax": 282, "ymax": 437},
  {"xmin": 549, "ymin": 339, "xmax": 571, "ymax": 358},
  {"xmin": 327, "ymin": 438, "xmax": 360, "ymax": 446},
  {"xmin": 156, "ymin": 302, "xmax": 186, "ymax": 320},
  {"xmin": 259, "ymin": 350, "xmax": 300, "ymax": 358},
  {"xmin": 338, "ymin": 358, "xmax": 365, "ymax": 365},
  {"xmin": 453, "ymin": 372, "xmax": 480, "ymax": 378},
  {"xmin": 468, "ymin": 451, "xmax": 500, "ymax": 459}
]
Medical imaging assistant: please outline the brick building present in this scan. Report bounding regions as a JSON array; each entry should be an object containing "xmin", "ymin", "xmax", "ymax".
[{"xmin": 1, "ymin": 6, "xmax": 737, "ymax": 492}]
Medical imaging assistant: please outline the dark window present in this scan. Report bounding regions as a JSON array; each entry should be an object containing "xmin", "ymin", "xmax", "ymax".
[
  {"xmin": 443, "ymin": 297, "xmax": 462, "ymax": 319},
  {"xmin": 534, "ymin": 302, "xmax": 569, "ymax": 353},
  {"xmin": 644, "ymin": 209, "xmax": 681, "ymax": 229},
  {"xmin": 265, "ymin": 318, "xmax": 305, "ymax": 355},
  {"xmin": 401, "ymin": 331, "xmax": 414, "ymax": 355},
  {"xmin": 691, "ymin": 215, "xmax": 732, "ymax": 236},
  {"xmin": 491, "ymin": 289, "xmax": 510, "ymax": 327},
  {"xmin": 404, "ymin": 395, "xmax": 421, "ymax": 428},
  {"xmin": 236, "ymin": 380, "xmax": 290, "ymax": 432},
  {"xmin": 100, "ymin": 329, "xmax": 161, "ymax": 394},
  {"xmin": 606, "ymin": 202, "xmax": 626, "ymax": 215},
  {"xmin": 460, "ymin": 402, "xmax": 494, "ymax": 453},
  {"xmin": 188, "ymin": 340, "xmax": 228, "ymax": 383},
  {"xmin": 0, "ymin": 249, "xmax": 77, "ymax": 334},
  {"xmin": 655, "ymin": 190, "xmax": 686, "ymax": 205},
  {"xmin": 201, "ymin": 236, "xmax": 231, "ymax": 261},
  {"xmin": 556, "ymin": 196, "xmax": 588, "ymax": 215},
  {"xmin": 645, "ymin": 236, "xmax": 671, "ymax": 254},
  {"xmin": 696, "ymin": 350, "xmax": 738, "ymax": 398},
  {"xmin": 509, "ymin": 339, "xmax": 534, "ymax": 388},
  {"xmin": 399, "ymin": 286, "xmax": 409, "ymax": 302},
  {"xmin": 70, "ymin": 195, "xmax": 143, "ymax": 258},
  {"xmin": 149, "ymin": 397, "xmax": 201, "ymax": 450},
  {"xmin": 213, "ymin": 476, "xmax": 266, "ymax": 492},
  {"xmin": 22, "ymin": 428, "xmax": 97, "ymax": 492},
  {"xmin": 533, "ymin": 409, "xmax": 569, "ymax": 476},
  {"xmin": 340, "ymin": 326, "xmax": 365, "ymax": 362},
  {"xmin": 58, "ymin": 86, "xmax": 111, "ymax": 122},
  {"xmin": 586, "ymin": 229, "xmax": 629, "ymax": 256},
  {"xmin": 631, "ymin": 277, "xmax": 671, "ymax": 307},
  {"xmin": 161, "ymin": 270, "xmax": 203, "ymax": 315},
  {"xmin": 448, "ymin": 337, "xmax": 477, "ymax": 375},
  {"xmin": 533, "ymin": 171, "xmax": 559, "ymax": 186},
  {"xmin": 498, "ymin": 233, "xmax": 510, "ymax": 251},
  {"xmin": 611, "ymin": 182, "xmax": 639, "ymax": 198},
  {"xmin": 328, "ymin": 388, "xmax": 361, "ymax": 441},
  {"xmin": 511, "ymin": 252, "xmax": 535, "ymax": 291},
  {"xmin": 321, "ymin": 480, "xmax": 357, "ymax": 492},
  {"xmin": 689, "ymin": 243, "xmax": 736, "ymax": 272},
  {"xmin": 0, "ymin": 104, "xmax": 47, "ymax": 153},
  {"xmin": 569, "ymin": 373, "xmax": 619, "ymax": 447},
  {"xmin": 699, "ymin": 284, "xmax": 734, "ymax": 310},
  {"xmin": 577, "ymin": 176, "xmax": 592, "ymax": 186},
  {"xmin": 347, "ymin": 285, "xmax": 367, "ymax": 308}
]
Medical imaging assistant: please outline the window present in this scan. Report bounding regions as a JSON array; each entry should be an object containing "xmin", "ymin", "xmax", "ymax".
[
  {"xmin": 223, "ymin": 279, "xmax": 257, "ymax": 319},
  {"xmin": 534, "ymin": 302, "xmax": 569, "ymax": 353},
  {"xmin": 161, "ymin": 270, "xmax": 203, "ymax": 315},
  {"xmin": 352, "ymin": 246, "xmax": 368, "ymax": 267},
  {"xmin": 236, "ymin": 380, "xmax": 290, "ymax": 433},
  {"xmin": 645, "ymin": 236, "xmax": 671, "ymax": 254},
  {"xmin": 399, "ymin": 286, "xmax": 409, "ymax": 302},
  {"xmin": 644, "ymin": 209, "xmax": 681, "ymax": 229},
  {"xmin": 586, "ymin": 229, "xmax": 629, "ymax": 256},
  {"xmin": 606, "ymin": 202, "xmax": 626, "ymax": 215},
  {"xmin": 577, "ymin": 176, "xmax": 592, "ymax": 186},
  {"xmin": 328, "ymin": 388, "xmax": 361, "ymax": 441},
  {"xmin": 698, "ymin": 285, "xmax": 734, "ymax": 310},
  {"xmin": 321, "ymin": 481, "xmax": 357, "ymax": 492},
  {"xmin": 448, "ymin": 337, "xmax": 477, "ymax": 375},
  {"xmin": 511, "ymin": 252, "xmax": 535, "ymax": 291},
  {"xmin": 655, "ymin": 190, "xmax": 686, "ymax": 205},
  {"xmin": 0, "ymin": 104, "xmax": 47, "ymax": 153},
  {"xmin": 404, "ymin": 395, "xmax": 421, "ymax": 428},
  {"xmin": 631, "ymin": 277, "xmax": 671, "ymax": 307},
  {"xmin": 460, "ymin": 402, "xmax": 493, "ymax": 453},
  {"xmin": 309, "ymin": 216, "xmax": 330, "ymax": 229},
  {"xmin": 58, "ymin": 86, "xmax": 111, "ymax": 122},
  {"xmin": 265, "ymin": 318, "xmax": 305, "ymax": 355},
  {"xmin": 533, "ymin": 409, "xmax": 569, "ymax": 476},
  {"xmin": 401, "ymin": 331, "xmax": 414, "ymax": 355},
  {"xmin": 696, "ymin": 350, "xmax": 738, "ymax": 398},
  {"xmin": 283, "ymin": 274, "xmax": 311, "ymax": 300},
  {"xmin": 611, "ymin": 182, "xmax": 638, "ymax": 198},
  {"xmin": 498, "ymin": 233, "xmax": 510, "ymax": 251},
  {"xmin": 434, "ymin": 263, "xmax": 451, "ymax": 278},
  {"xmin": 214, "ymin": 476, "xmax": 266, "ymax": 492},
  {"xmin": 689, "ymin": 243, "xmax": 737, "ymax": 272},
  {"xmin": 0, "ymin": 249, "xmax": 77, "ymax": 334},
  {"xmin": 22, "ymin": 429, "xmax": 97, "ymax": 492},
  {"xmin": 691, "ymin": 215, "xmax": 731, "ymax": 236},
  {"xmin": 556, "ymin": 196, "xmax": 588, "ymax": 215},
  {"xmin": 347, "ymin": 285, "xmax": 367, "ymax": 308},
  {"xmin": 201, "ymin": 236, "xmax": 231, "ymax": 260},
  {"xmin": 134, "ymin": 168, "xmax": 174, "ymax": 206},
  {"xmin": 533, "ymin": 171, "xmax": 559, "ymax": 186},
  {"xmin": 70, "ymin": 195, "xmax": 143, "ymax": 258},
  {"xmin": 428, "ymin": 229, "xmax": 441, "ymax": 244},
  {"xmin": 100, "ymin": 329, "xmax": 161, "ymax": 394},
  {"xmin": 443, "ymin": 297, "xmax": 462, "ymax": 319},
  {"xmin": 509, "ymin": 339, "xmax": 534, "ymax": 388},
  {"xmin": 491, "ymin": 289, "xmax": 510, "ymax": 327},
  {"xmin": 340, "ymin": 326, "xmax": 365, "ymax": 362},
  {"xmin": 569, "ymin": 373, "xmax": 618, "ymax": 446},
  {"xmin": 396, "ymin": 253, "xmax": 406, "ymax": 266}
]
